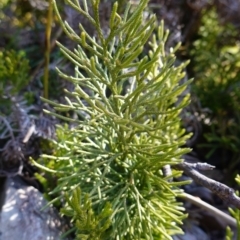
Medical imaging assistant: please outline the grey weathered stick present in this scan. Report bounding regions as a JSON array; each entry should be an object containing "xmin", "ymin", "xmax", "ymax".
[
  {"xmin": 179, "ymin": 192, "xmax": 237, "ymax": 227},
  {"xmin": 175, "ymin": 162, "xmax": 240, "ymax": 209}
]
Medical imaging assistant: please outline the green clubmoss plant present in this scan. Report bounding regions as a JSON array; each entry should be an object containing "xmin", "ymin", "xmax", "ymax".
[
  {"xmin": 61, "ymin": 187, "xmax": 113, "ymax": 240},
  {"xmin": 226, "ymin": 175, "xmax": 240, "ymax": 240},
  {"xmin": 39, "ymin": 0, "xmax": 192, "ymax": 239}
]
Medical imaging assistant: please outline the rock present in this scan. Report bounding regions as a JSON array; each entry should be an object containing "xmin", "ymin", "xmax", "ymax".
[
  {"xmin": 0, "ymin": 177, "xmax": 70, "ymax": 240},
  {"xmin": 173, "ymin": 222, "xmax": 210, "ymax": 240}
]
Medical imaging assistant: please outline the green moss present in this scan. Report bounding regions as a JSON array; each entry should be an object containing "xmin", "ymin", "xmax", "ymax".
[{"xmin": 190, "ymin": 9, "xmax": 240, "ymax": 165}]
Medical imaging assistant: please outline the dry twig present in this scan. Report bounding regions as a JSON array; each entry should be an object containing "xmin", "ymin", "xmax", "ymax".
[{"xmin": 175, "ymin": 162, "xmax": 240, "ymax": 209}]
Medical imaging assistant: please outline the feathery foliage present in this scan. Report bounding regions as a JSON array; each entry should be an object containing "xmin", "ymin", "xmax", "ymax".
[{"xmin": 40, "ymin": 0, "xmax": 192, "ymax": 238}]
